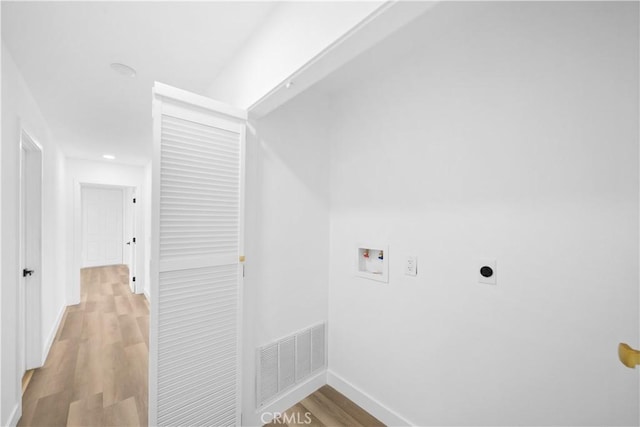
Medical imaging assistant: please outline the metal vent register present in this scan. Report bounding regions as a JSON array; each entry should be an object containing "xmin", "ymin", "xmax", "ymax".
[{"xmin": 257, "ymin": 323, "xmax": 326, "ymax": 407}]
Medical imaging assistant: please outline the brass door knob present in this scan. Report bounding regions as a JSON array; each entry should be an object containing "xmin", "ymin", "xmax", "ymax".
[{"xmin": 618, "ymin": 343, "xmax": 640, "ymax": 368}]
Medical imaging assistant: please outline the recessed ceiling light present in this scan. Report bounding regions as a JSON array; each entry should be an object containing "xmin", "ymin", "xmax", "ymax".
[
  {"xmin": 285, "ymin": 81, "xmax": 294, "ymax": 89},
  {"xmin": 110, "ymin": 63, "xmax": 136, "ymax": 78},
  {"xmin": 103, "ymin": 154, "xmax": 116, "ymax": 160}
]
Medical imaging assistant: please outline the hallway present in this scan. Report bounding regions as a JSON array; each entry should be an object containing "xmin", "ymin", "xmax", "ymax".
[{"xmin": 19, "ymin": 265, "xmax": 149, "ymax": 426}]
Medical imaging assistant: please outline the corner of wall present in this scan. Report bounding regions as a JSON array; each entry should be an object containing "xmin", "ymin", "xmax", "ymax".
[{"xmin": 326, "ymin": 371, "xmax": 413, "ymax": 426}]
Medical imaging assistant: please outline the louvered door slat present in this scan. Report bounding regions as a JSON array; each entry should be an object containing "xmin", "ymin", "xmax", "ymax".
[{"xmin": 151, "ymin": 83, "xmax": 245, "ymax": 427}]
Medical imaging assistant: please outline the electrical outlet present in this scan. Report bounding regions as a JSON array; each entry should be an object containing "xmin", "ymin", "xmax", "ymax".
[
  {"xmin": 405, "ymin": 256, "xmax": 417, "ymax": 276},
  {"xmin": 478, "ymin": 258, "xmax": 497, "ymax": 285}
]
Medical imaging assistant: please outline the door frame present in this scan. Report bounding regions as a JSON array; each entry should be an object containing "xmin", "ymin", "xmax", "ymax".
[
  {"xmin": 18, "ymin": 127, "xmax": 44, "ymax": 376},
  {"xmin": 123, "ymin": 187, "xmax": 137, "ymax": 292},
  {"xmin": 72, "ymin": 182, "xmax": 140, "ymax": 303}
]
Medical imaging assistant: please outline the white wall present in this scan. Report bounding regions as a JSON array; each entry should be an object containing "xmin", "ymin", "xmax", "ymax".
[
  {"xmin": 65, "ymin": 158, "xmax": 148, "ymax": 304},
  {"xmin": 1, "ymin": 42, "xmax": 67, "ymax": 426},
  {"xmin": 207, "ymin": 1, "xmax": 384, "ymax": 110},
  {"xmin": 242, "ymin": 89, "xmax": 331, "ymax": 425},
  {"xmin": 323, "ymin": 2, "xmax": 639, "ymax": 426}
]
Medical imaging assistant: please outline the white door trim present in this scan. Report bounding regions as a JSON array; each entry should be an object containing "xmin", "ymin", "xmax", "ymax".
[
  {"xmin": 18, "ymin": 127, "xmax": 44, "ymax": 376},
  {"xmin": 71, "ymin": 181, "xmax": 141, "ymax": 304}
]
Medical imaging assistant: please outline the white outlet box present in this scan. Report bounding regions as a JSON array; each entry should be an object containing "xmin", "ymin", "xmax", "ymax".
[{"xmin": 405, "ymin": 256, "xmax": 417, "ymax": 276}]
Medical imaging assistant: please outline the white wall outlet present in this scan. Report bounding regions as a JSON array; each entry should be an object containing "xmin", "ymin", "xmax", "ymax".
[
  {"xmin": 478, "ymin": 258, "xmax": 497, "ymax": 285},
  {"xmin": 405, "ymin": 256, "xmax": 417, "ymax": 276}
]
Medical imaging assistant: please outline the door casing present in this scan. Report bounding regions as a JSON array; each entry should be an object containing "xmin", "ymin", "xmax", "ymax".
[
  {"xmin": 72, "ymin": 181, "xmax": 141, "ymax": 303},
  {"xmin": 18, "ymin": 128, "xmax": 43, "ymax": 376}
]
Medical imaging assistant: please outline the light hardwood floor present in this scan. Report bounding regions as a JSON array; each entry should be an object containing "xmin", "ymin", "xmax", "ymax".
[
  {"xmin": 264, "ymin": 386, "xmax": 385, "ymax": 427},
  {"xmin": 19, "ymin": 265, "xmax": 149, "ymax": 427}
]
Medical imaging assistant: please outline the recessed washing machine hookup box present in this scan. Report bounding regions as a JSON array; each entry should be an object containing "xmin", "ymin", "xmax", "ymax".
[{"xmin": 356, "ymin": 244, "xmax": 389, "ymax": 283}]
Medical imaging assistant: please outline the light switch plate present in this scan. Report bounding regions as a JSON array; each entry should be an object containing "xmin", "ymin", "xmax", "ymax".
[
  {"xmin": 405, "ymin": 256, "xmax": 417, "ymax": 276},
  {"xmin": 478, "ymin": 258, "xmax": 497, "ymax": 285}
]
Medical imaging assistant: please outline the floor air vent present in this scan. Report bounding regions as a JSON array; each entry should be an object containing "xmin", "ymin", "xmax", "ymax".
[{"xmin": 257, "ymin": 323, "xmax": 326, "ymax": 407}]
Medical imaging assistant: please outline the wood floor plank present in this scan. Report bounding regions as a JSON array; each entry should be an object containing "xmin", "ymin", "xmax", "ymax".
[
  {"xmin": 81, "ymin": 311, "xmax": 102, "ymax": 341},
  {"xmin": 112, "ymin": 282, "xmax": 129, "ymax": 296},
  {"xmin": 67, "ymin": 392, "xmax": 104, "ymax": 427},
  {"xmin": 29, "ymin": 389, "xmax": 73, "ymax": 427},
  {"xmin": 98, "ymin": 294, "xmax": 116, "ymax": 313},
  {"xmin": 59, "ymin": 311, "xmax": 84, "ymax": 341},
  {"xmin": 72, "ymin": 338, "xmax": 103, "ymax": 401},
  {"xmin": 263, "ymin": 418, "xmax": 288, "ymax": 427},
  {"xmin": 45, "ymin": 340, "xmax": 72, "ymax": 371},
  {"xmin": 130, "ymin": 295, "xmax": 149, "ymax": 317},
  {"xmin": 17, "ymin": 395, "xmax": 37, "ymax": 427},
  {"xmin": 317, "ymin": 385, "xmax": 385, "ymax": 427},
  {"xmin": 84, "ymin": 300, "xmax": 98, "ymax": 312},
  {"xmin": 284, "ymin": 403, "xmax": 325, "ymax": 427},
  {"xmin": 114, "ymin": 295, "xmax": 133, "ymax": 315},
  {"xmin": 101, "ymin": 312, "xmax": 123, "ymax": 345},
  {"xmin": 301, "ymin": 392, "xmax": 366, "ymax": 427},
  {"xmin": 22, "ymin": 369, "xmax": 49, "ymax": 406},
  {"xmin": 103, "ymin": 396, "xmax": 140, "ymax": 427},
  {"xmin": 118, "ymin": 314, "xmax": 144, "ymax": 346},
  {"xmin": 136, "ymin": 316, "xmax": 149, "ymax": 348},
  {"xmin": 124, "ymin": 341, "xmax": 148, "ymax": 418},
  {"xmin": 101, "ymin": 341, "xmax": 133, "ymax": 407}
]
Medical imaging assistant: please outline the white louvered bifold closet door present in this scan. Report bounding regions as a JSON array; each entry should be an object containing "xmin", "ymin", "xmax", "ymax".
[{"xmin": 151, "ymin": 83, "xmax": 246, "ymax": 427}]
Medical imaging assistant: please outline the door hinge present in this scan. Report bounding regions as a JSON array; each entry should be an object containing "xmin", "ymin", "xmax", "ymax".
[
  {"xmin": 133, "ymin": 197, "xmax": 136, "ymax": 203},
  {"xmin": 133, "ymin": 237, "xmax": 136, "ymax": 243},
  {"xmin": 133, "ymin": 276, "xmax": 136, "ymax": 282}
]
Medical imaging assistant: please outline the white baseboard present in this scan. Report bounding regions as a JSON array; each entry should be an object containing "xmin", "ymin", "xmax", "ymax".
[
  {"xmin": 249, "ymin": 370, "xmax": 327, "ymax": 426},
  {"xmin": 143, "ymin": 289, "xmax": 151, "ymax": 303},
  {"xmin": 42, "ymin": 303, "xmax": 66, "ymax": 366},
  {"xmin": 327, "ymin": 370, "xmax": 414, "ymax": 426},
  {"xmin": 6, "ymin": 400, "xmax": 21, "ymax": 426}
]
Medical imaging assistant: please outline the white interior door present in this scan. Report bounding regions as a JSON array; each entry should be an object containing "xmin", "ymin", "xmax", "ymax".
[
  {"xmin": 20, "ymin": 131, "xmax": 43, "ymax": 372},
  {"xmin": 150, "ymin": 82, "xmax": 245, "ymax": 426},
  {"xmin": 82, "ymin": 186, "xmax": 124, "ymax": 267}
]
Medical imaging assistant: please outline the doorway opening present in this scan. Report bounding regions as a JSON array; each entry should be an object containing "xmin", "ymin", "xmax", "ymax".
[
  {"xmin": 18, "ymin": 129, "xmax": 43, "ymax": 389},
  {"xmin": 79, "ymin": 184, "xmax": 138, "ymax": 292}
]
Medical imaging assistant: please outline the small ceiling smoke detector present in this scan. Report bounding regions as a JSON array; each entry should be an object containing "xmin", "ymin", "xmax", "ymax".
[
  {"xmin": 285, "ymin": 81, "xmax": 294, "ymax": 89},
  {"xmin": 103, "ymin": 154, "xmax": 116, "ymax": 160},
  {"xmin": 110, "ymin": 63, "xmax": 136, "ymax": 78}
]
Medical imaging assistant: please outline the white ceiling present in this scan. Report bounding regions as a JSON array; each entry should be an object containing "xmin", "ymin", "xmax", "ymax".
[{"xmin": 2, "ymin": 1, "xmax": 277, "ymax": 165}]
